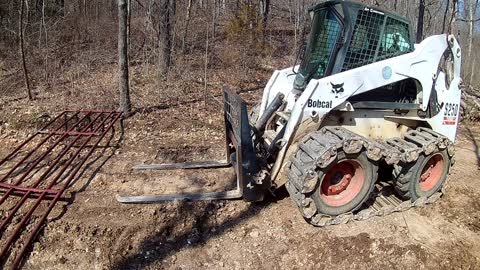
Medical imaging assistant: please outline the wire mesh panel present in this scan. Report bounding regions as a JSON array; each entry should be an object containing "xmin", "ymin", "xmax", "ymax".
[
  {"xmin": 300, "ymin": 8, "xmax": 342, "ymax": 79},
  {"xmin": 342, "ymin": 9, "xmax": 385, "ymax": 71},
  {"xmin": 377, "ymin": 17, "xmax": 412, "ymax": 61}
]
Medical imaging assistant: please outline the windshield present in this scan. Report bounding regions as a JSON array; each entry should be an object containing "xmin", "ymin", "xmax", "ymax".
[{"xmin": 299, "ymin": 8, "xmax": 342, "ymax": 80}]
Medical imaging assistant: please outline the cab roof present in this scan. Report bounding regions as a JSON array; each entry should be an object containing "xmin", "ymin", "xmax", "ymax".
[{"xmin": 308, "ymin": 0, "xmax": 410, "ymax": 25}]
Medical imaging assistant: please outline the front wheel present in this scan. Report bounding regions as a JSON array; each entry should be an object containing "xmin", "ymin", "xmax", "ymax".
[{"xmin": 286, "ymin": 132, "xmax": 378, "ymax": 219}]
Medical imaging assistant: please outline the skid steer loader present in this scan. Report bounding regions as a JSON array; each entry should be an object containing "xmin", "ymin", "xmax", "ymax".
[{"xmin": 118, "ymin": 0, "xmax": 462, "ymax": 226}]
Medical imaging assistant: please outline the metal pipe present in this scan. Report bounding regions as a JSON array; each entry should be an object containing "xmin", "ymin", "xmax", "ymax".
[
  {"xmin": 0, "ymin": 190, "xmax": 59, "ymax": 201},
  {"xmin": 0, "ymin": 183, "xmax": 59, "ymax": 195},
  {"xmin": 37, "ymin": 130, "xmax": 102, "ymax": 136},
  {"xmin": 64, "ymin": 109, "xmax": 122, "ymax": 113},
  {"xmin": 254, "ymin": 93, "xmax": 284, "ymax": 135}
]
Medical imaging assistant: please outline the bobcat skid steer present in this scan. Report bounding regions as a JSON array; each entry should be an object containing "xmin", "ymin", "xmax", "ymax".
[{"xmin": 118, "ymin": 0, "xmax": 462, "ymax": 226}]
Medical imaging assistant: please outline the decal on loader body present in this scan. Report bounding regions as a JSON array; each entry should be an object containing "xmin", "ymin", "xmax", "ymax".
[
  {"xmin": 307, "ymin": 99, "xmax": 333, "ymax": 109},
  {"xmin": 330, "ymin": 82, "xmax": 345, "ymax": 98},
  {"xmin": 443, "ymin": 102, "xmax": 459, "ymax": 125}
]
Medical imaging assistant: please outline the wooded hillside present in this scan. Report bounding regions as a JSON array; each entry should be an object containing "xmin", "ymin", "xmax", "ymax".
[{"xmin": 0, "ymin": 0, "xmax": 479, "ymax": 118}]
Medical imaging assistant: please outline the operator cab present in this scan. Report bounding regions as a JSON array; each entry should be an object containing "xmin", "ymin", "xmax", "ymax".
[{"xmin": 294, "ymin": 0, "xmax": 415, "ymax": 97}]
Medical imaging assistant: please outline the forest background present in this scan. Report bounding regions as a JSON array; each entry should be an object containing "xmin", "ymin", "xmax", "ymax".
[{"xmin": 0, "ymin": 0, "xmax": 479, "ymax": 118}]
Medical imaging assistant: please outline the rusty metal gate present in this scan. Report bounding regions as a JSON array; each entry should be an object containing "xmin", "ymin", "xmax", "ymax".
[{"xmin": 0, "ymin": 110, "xmax": 122, "ymax": 269}]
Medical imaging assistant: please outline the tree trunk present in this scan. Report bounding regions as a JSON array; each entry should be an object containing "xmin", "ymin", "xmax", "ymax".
[
  {"xmin": 127, "ymin": 0, "xmax": 131, "ymax": 50},
  {"xmin": 447, "ymin": 0, "xmax": 458, "ymax": 36},
  {"xmin": 442, "ymin": 0, "xmax": 450, "ymax": 33},
  {"xmin": 212, "ymin": 0, "xmax": 217, "ymax": 45},
  {"xmin": 41, "ymin": 0, "xmax": 48, "ymax": 82},
  {"xmin": 260, "ymin": 0, "xmax": 270, "ymax": 31},
  {"xmin": 468, "ymin": 0, "xmax": 479, "ymax": 85},
  {"xmin": 416, "ymin": 0, "xmax": 425, "ymax": 43},
  {"xmin": 470, "ymin": 58, "xmax": 476, "ymax": 87},
  {"xmin": 182, "ymin": 0, "xmax": 193, "ymax": 53},
  {"xmin": 118, "ymin": 0, "xmax": 132, "ymax": 115},
  {"xmin": 19, "ymin": 0, "xmax": 33, "ymax": 101},
  {"xmin": 204, "ymin": 25, "xmax": 209, "ymax": 106},
  {"xmin": 260, "ymin": 0, "xmax": 270, "ymax": 45},
  {"xmin": 169, "ymin": 0, "xmax": 176, "ymax": 56},
  {"xmin": 158, "ymin": 0, "xmax": 173, "ymax": 79}
]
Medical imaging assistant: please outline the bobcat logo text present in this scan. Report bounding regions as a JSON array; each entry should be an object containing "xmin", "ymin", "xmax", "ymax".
[{"xmin": 307, "ymin": 99, "xmax": 333, "ymax": 109}]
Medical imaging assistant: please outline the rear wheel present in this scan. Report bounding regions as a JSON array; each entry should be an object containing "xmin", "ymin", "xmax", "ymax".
[{"xmin": 394, "ymin": 150, "xmax": 450, "ymax": 201}]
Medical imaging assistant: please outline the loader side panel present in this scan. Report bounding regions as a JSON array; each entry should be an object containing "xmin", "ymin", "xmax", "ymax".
[{"xmin": 426, "ymin": 36, "xmax": 462, "ymax": 141}]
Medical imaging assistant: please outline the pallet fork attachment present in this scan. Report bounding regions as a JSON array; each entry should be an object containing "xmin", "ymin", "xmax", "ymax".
[{"xmin": 117, "ymin": 87, "xmax": 265, "ymax": 203}]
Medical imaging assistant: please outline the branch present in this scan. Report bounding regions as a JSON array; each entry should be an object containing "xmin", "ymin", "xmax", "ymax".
[
  {"xmin": 466, "ymin": 87, "xmax": 480, "ymax": 99},
  {"xmin": 464, "ymin": 92, "xmax": 480, "ymax": 109},
  {"xmin": 134, "ymin": 0, "xmax": 145, "ymax": 9},
  {"xmin": 456, "ymin": 17, "xmax": 480, "ymax": 22}
]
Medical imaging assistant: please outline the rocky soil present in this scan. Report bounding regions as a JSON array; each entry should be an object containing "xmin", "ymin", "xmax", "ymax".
[{"xmin": 0, "ymin": 59, "xmax": 479, "ymax": 269}]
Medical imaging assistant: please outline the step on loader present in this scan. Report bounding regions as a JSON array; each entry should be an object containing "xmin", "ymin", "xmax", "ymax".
[{"xmin": 118, "ymin": 0, "xmax": 462, "ymax": 226}]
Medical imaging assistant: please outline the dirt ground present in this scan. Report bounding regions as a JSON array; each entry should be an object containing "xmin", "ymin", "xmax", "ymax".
[{"xmin": 1, "ymin": 66, "xmax": 480, "ymax": 269}]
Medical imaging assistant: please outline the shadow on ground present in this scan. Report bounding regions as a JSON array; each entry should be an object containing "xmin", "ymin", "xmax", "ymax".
[{"xmin": 112, "ymin": 189, "xmax": 289, "ymax": 270}]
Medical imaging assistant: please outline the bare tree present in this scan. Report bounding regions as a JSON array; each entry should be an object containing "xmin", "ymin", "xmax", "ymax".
[
  {"xmin": 182, "ymin": 0, "xmax": 193, "ymax": 53},
  {"xmin": 127, "ymin": 0, "xmax": 131, "ymax": 49},
  {"xmin": 468, "ymin": 0, "xmax": 479, "ymax": 85},
  {"xmin": 212, "ymin": 0, "xmax": 217, "ymax": 43},
  {"xmin": 260, "ymin": 0, "xmax": 270, "ymax": 33},
  {"xmin": 118, "ymin": 0, "xmax": 132, "ymax": 115},
  {"xmin": 204, "ymin": 20, "xmax": 209, "ymax": 106},
  {"xmin": 416, "ymin": 0, "xmax": 425, "ymax": 43},
  {"xmin": 19, "ymin": 0, "xmax": 33, "ymax": 100},
  {"xmin": 449, "ymin": 0, "xmax": 459, "ymax": 35},
  {"xmin": 442, "ymin": 0, "xmax": 450, "ymax": 33},
  {"xmin": 158, "ymin": 0, "xmax": 175, "ymax": 79}
]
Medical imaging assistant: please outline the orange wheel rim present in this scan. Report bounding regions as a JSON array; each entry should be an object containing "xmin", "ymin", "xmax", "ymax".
[
  {"xmin": 320, "ymin": 160, "xmax": 365, "ymax": 207},
  {"xmin": 419, "ymin": 153, "xmax": 444, "ymax": 191}
]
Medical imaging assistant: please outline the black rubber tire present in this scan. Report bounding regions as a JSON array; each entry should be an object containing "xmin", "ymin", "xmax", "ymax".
[
  {"xmin": 393, "ymin": 150, "xmax": 450, "ymax": 201},
  {"xmin": 311, "ymin": 150, "xmax": 377, "ymax": 216}
]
